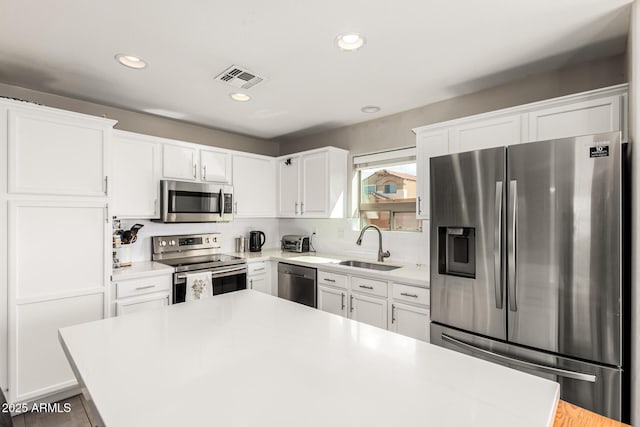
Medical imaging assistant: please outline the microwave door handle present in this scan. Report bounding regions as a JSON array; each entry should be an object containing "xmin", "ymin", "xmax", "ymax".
[{"xmin": 219, "ymin": 189, "xmax": 224, "ymax": 217}]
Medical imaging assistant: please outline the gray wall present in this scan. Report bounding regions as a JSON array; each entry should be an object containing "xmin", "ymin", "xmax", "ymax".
[
  {"xmin": 279, "ymin": 54, "xmax": 627, "ymax": 156},
  {"xmin": 0, "ymin": 83, "xmax": 279, "ymax": 156}
]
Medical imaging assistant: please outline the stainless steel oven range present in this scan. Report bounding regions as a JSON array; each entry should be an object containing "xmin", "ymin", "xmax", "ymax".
[{"xmin": 152, "ymin": 233, "xmax": 246, "ymax": 303}]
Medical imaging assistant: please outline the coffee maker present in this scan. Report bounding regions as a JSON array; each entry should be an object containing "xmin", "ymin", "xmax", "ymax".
[{"xmin": 249, "ymin": 231, "xmax": 266, "ymax": 252}]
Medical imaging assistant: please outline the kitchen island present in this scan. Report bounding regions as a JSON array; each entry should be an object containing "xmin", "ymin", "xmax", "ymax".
[{"xmin": 59, "ymin": 290, "xmax": 559, "ymax": 427}]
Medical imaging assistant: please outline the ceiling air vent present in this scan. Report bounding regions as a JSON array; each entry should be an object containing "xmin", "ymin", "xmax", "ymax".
[{"xmin": 215, "ymin": 65, "xmax": 265, "ymax": 89}]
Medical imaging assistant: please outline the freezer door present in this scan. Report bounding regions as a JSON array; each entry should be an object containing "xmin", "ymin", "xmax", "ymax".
[
  {"xmin": 431, "ymin": 324, "xmax": 625, "ymax": 422},
  {"xmin": 430, "ymin": 147, "xmax": 506, "ymax": 339},
  {"xmin": 506, "ymin": 132, "xmax": 621, "ymax": 366}
]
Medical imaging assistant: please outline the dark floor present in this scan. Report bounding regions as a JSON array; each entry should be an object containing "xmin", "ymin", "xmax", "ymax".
[{"xmin": 12, "ymin": 395, "xmax": 92, "ymax": 427}]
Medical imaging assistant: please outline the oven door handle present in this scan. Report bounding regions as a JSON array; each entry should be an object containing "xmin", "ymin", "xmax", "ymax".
[{"xmin": 176, "ymin": 266, "xmax": 247, "ymax": 280}]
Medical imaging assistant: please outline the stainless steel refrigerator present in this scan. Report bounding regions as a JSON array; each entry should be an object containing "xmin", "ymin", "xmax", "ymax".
[{"xmin": 429, "ymin": 131, "xmax": 629, "ymax": 422}]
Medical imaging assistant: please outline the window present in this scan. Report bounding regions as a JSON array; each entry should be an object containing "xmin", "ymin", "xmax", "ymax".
[
  {"xmin": 383, "ymin": 183, "xmax": 397, "ymax": 194},
  {"xmin": 355, "ymin": 148, "xmax": 421, "ymax": 232}
]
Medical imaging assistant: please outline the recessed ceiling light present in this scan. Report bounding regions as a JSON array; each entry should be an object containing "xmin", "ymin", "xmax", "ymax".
[
  {"xmin": 337, "ymin": 33, "xmax": 366, "ymax": 51},
  {"xmin": 115, "ymin": 53, "xmax": 147, "ymax": 69},
  {"xmin": 230, "ymin": 93, "xmax": 251, "ymax": 102},
  {"xmin": 361, "ymin": 105, "xmax": 381, "ymax": 113}
]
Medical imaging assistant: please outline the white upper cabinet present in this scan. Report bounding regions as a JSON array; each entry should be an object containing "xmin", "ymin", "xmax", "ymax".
[
  {"xmin": 163, "ymin": 143, "xmax": 197, "ymax": 181},
  {"xmin": 415, "ymin": 129, "xmax": 449, "ymax": 220},
  {"xmin": 200, "ymin": 148, "xmax": 231, "ymax": 183},
  {"xmin": 277, "ymin": 155, "xmax": 301, "ymax": 217},
  {"xmin": 111, "ymin": 131, "xmax": 161, "ymax": 219},
  {"xmin": 300, "ymin": 151, "xmax": 329, "ymax": 217},
  {"xmin": 528, "ymin": 94, "xmax": 625, "ymax": 142},
  {"xmin": 450, "ymin": 114, "xmax": 524, "ymax": 153},
  {"xmin": 232, "ymin": 153, "xmax": 276, "ymax": 217},
  {"xmin": 7, "ymin": 105, "xmax": 115, "ymax": 197},
  {"xmin": 277, "ymin": 147, "xmax": 348, "ymax": 218}
]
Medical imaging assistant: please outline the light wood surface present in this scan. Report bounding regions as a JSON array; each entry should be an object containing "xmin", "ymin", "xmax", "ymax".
[{"xmin": 553, "ymin": 400, "xmax": 629, "ymax": 427}]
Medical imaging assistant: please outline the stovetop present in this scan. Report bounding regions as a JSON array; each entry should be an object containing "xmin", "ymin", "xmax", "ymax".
[{"xmin": 159, "ymin": 254, "xmax": 246, "ymax": 273}]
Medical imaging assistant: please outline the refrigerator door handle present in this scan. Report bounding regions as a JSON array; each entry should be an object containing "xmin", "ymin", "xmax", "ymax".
[
  {"xmin": 508, "ymin": 180, "xmax": 518, "ymax": 312},
  {"xmin": 441, "ymin": 334, "xmax": 596, "ymax": 383},
  {"xmin": 494, "ymin": 181, "xmax": 503, "ymax": 309}
]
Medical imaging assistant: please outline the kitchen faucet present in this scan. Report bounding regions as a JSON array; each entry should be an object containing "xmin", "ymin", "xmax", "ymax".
[{"xmin": 356, "ymin": 224, "xmax": 390, "ymax": 262}]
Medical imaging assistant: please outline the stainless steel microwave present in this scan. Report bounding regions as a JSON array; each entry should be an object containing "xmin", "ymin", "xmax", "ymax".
[{"xmin": 159, "ymin": 180, "xmax": 233, "ymax": 223}]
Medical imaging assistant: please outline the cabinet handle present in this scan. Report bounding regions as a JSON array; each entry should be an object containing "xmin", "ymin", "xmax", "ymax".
[
  {"xmin": 249, "ymin": 279, "xmax": 253, "ymax": 289},
  {"xmin": 400, "ymin": 292, "xmax": 418, "ymax": 298},
  {"xmin": 295, "ymin": 202, "xmax": 299, "ymax": 215},
  {"xmin": 359, "ymin": 285, "xmax": 374, "ymax": 290},
  {"xmin": 323, "ymin": 278, "xmax": 336, "ymax": 283},
  {"xmin": 203, "ymin": 165, "xmax": 207, "ymax": 181},
  {"xmin": 350, "ymin": 294, "xmax": 354, "ymax": 313},
  {"xmin": 234, "ymin": 202, "xmax": 238, "ymax": 214},
  {"xmin": 341, "ymin": 293, "xmax": 346, "ymax": 311},
  {"xmin": 104, "ymin": 176, "xmax": 109, "ymax": 195},
  {"xmin": 136, "ymin": 285, "xmax": 155, "ymax": 291},
  {"xmin": 193, "ymin": 164, "xmax": 197, "ymax": 178},
  {"xmin": 105, "ymin": 206, "xmax": 109, "ymax": 223},
  {"xmin": 300, "ymin": 202, "xmax": 304, "ymax": 215},
  {"xmin": 417, "ymin": 196, "xmax": 422, "ymax": 215},
  {"xmin": 391, "ymin": 304, "xmax": 396, "ymax": 324},
  {"xmin": 253, "ymin": 267, "xmax": 265, "ymax": 272}
]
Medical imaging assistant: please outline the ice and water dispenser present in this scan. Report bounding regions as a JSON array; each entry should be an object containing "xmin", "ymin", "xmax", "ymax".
[{"xmin": 438, "ymin": 227, "xmax": 476, "ymax": 279}]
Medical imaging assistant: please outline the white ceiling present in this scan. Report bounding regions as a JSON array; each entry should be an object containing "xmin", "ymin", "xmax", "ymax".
[{"xmin": 0, "ymin": 0, "xmax": 632, "ymax": 140}]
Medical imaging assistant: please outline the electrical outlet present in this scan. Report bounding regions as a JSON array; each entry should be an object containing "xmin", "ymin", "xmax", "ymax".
[{"xmin": 311, "ymin": 227, "xmax": 317, "ymax": 235}]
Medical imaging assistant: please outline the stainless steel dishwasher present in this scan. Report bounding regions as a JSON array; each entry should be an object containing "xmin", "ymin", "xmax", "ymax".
[{"xmin": 277, "ymin": 263, "xmax": 317, "ymax": 308}]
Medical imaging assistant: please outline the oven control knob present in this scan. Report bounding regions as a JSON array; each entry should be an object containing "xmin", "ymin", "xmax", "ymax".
[
  {"xmin": 170, "ymin": 240, "xmax": 176, "ymax": 246},
  {"xmin": 160, "ymin": 240, "xmax": 167, "ymax": 247},
  {"xmin": 205, "ymin": 237, "xmax": 210, "ymax": 243}
]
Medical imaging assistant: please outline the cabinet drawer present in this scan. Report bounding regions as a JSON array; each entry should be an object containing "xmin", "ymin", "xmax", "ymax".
[
  {"xmin": 318, "ymin": 270, "xmax": 347, "ymax": 289},
  {"xmin": 248, "ymin": 262, "xmax": 267, "ymax": 276},
  {"xmin": 351, "ymin": 276, "xmax": 387, "ymax": 297},
  {"xmin": 392, "ymin": 283, "xmax": 429, "ymax": 306},
  {"xmin": 115, "ymin": 275, "xmax": 171, "ymax": 299}
]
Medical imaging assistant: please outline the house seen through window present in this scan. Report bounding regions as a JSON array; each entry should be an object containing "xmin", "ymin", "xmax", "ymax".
[{"xmin": 358, "ymin": 161, "xmax": 421, "ymax": 231}]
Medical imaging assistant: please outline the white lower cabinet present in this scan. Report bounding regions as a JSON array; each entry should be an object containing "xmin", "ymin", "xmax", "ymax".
[
  {"xmin": 390, "ymin": 302, "xmax": 430, "ymax": 342},
  {"xmin": 350, "ymin": 292, "xmax": 388, "ymax": 329},
  {"xmin": 112, "ymin": 274, "xmax": 172, "ymax": 317},
  {"xmin": 247, "ymin": 261, "xmax": 272, "ymax": 295},
  {"xmin": 116, "ymin": 293, "xmax": 170, "ymax": 316},
  {"xmin": 12, "ymin": 293, "xmax": 104, "ymax": 403},
  {"xmin": 317, "ymin": 269, "xmax": 428, "ymax": 339},
  {"xmin": 317, "ymin": 285, "xmax": 347, "ymax": 317}
]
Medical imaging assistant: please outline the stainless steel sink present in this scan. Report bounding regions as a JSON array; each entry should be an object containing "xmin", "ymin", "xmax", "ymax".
[{"xmin": 338, "ymin": 260, "xmax": 402, "ymax": 271}]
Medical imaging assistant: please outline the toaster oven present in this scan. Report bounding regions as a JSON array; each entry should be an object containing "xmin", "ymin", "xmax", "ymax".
[{"xmin": 281, "ymin": 235, "xmax": 310, "ymax": 253}]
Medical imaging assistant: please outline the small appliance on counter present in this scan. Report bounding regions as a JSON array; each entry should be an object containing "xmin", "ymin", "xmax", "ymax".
[
  {"xmin": 281, "ymin": 235, "xmax": 310, "ymax": 253},
  {"xmin": 235, "ymin": 236, "xmax": 246, "ymax": 253},
  {"xmin": 248, "ymin": 231, "xmax": 266, "ymax": 252}
]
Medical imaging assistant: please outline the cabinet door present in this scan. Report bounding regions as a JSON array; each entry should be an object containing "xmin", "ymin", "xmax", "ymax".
[
  {"xmin": 390, "ymin": 302, "xmax": 430, "ymax": 342},
  {"xmin": 8, "ymin": 108, "xmax": 109, "ymax": 196},
  {"xmin": 11, "ymin": 293, "xmax": 104, "ymax": 403},
  {"xmin": 415, "ymin": 129, "xmax": 449, "ymax": 219},
  {"xmin": 116, "ymin": 292, "xmax": 170, "ymax": 316},
  {"xmin": 300, "ymin": 151, "xmax": 329, "ymax": 217},
  {"xmin": 200, "ymin": 149, "xmax": 231, "ymax": 183},
  {"xmin": 249, "ymin": 275, "xmax": 271, "ymax": 294},
  {"xmin": 10, "ymin": 201, "xmax": 108, "ymax": 300},
  {"xmin": 350, "ymin": 293, "xmax": 387, "ymax": 329},
  {"xmin": 450, "ymin": 114, "xmax": 523, "ymax": 153},
  {"xmin": 318, "ymin": 285, "xmax": 347, "ymax": 318},
  {"xmin": 232, "ymin": 154, "xmax": 276, "ymax": 217},
  {"xmin": 277, "ymin": 156, "xmax": 300, "ymax": 217},
  {"xmin": 163, "ymin": 143, "xmax": 197, "ymax": 180},
  {"xmin": 112, "ymin": 133, "xmax": 160, "ymax": 218},
  {"xmin": 528, "ymin": 95, "xmax": 623, "ymax": 142}
]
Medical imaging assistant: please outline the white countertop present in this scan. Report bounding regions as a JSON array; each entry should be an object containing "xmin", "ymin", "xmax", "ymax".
[
  {"xmin": 59, "ymin": 291, "xmax": 558, "ymax": 427},
  {"xmin": 231, "ymin": 249, "xmax": 430, "ymax": 287},
  {"xmin": 111, "ymin": 261, "xmax": 174, "ymax": 281}
]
